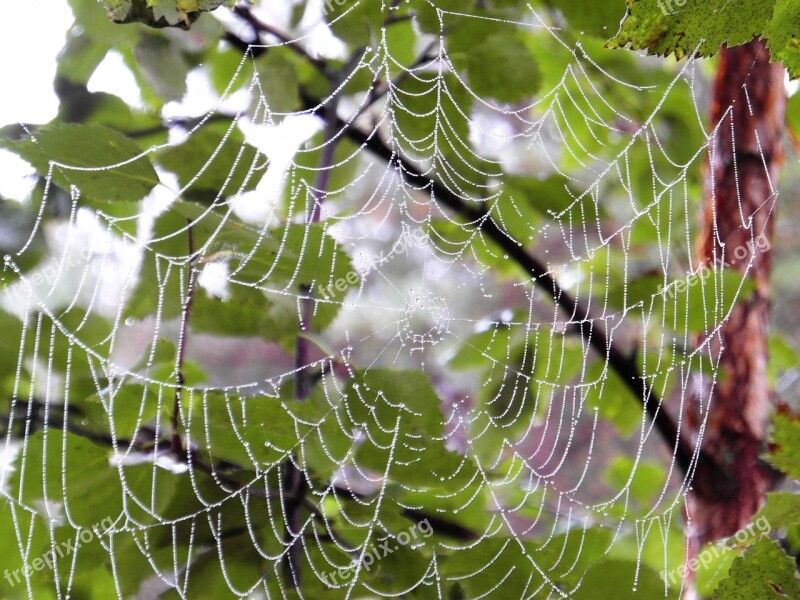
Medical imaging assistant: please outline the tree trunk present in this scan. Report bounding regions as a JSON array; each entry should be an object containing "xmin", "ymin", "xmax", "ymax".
[{"xmin": 684, "ymin": 39, "xmax": 786, "ymax": 593}]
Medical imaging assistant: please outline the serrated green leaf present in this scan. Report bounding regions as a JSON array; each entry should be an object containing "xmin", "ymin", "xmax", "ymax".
[
  {"xmin": 610, "ymin": 0, "xmax": 800, "ymax": 78},
  {"xmin": 3, "ymin": 124, "xmax": 159, "ymax": 203},
  {"xmin": 713, "ymin": 539, "xmax": 800, "ymax": 599},
  {"xmin": 609, "ymin": 0, "xmax": 774, "ymax": 60},
  {"xmin": 753, "ymin": 492, "xmax": 800, "ymax": 532},
  {"xmin": 768, "ymin": 413, "xmax": 800, "ymax": 478},
  {"xmin": 106, "ymin": 0, "xmax": 234, "ymax": 29},
  {"xmin": 763, "ymin": 0, "xmax": 800, "ymax": 79}
]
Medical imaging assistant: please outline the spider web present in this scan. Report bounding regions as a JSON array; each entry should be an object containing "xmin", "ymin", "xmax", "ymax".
[{"xmin": 0, "ymin": 2, "xmax": 778, "ymax": 598}]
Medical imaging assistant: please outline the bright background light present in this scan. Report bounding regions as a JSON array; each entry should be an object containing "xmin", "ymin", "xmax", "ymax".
[{"xmin": 0, "ymin": 1, "xmax": 74, "ymax": 125}]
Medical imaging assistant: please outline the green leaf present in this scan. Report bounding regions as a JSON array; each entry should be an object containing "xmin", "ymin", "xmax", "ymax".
[
  {"xmin": 148, "ymin": 0, "xmax": 184, "ymax": 25},
  {"xmin": 584, "ymin": 358, "xmax": 643, "ymax": 436},
  {"xmin": 22, "ymin": 311, "xmax": 114, "ymax": 397},
  {"xmin": 67, "ymin": 0, "xmax": 139, "ymax": 45},
  {"xmin": 547, "ymin": 0, "xmax": 626, "ymax": 38},
  {"xmin": 503, "ymin": 174, "xmax": 598, "ymax": 222},
  {"xmin": 0, "ymin": 199, "xmax": 46, "ymax": 283},
  {"xmin": 443, "ymin": 10, "xmax": 541, "ymax": 103},
  {"xmin": 768, "ymin": 334, "xmax": 800, "ymax": 386},
  {"xmin": 768, "ymin": 412, "xmax": 800, "ymax": 478},
  {"xmin": 255, "ymin": 50, "xmax": 300, "ymax": 114},
  {"xmin": 393, "ymin": 73, "xmax": 472, "ymax": 157},
  {"xmin": 0, "ymin": 310, "xmax": 24, "ymax": 385},
  {"xmin": 325, "ymin": 0, "xmax": 385, "ymax": 46},
  {"xmin": 442, "ymin": 528, "xmax": 614, "ymax": 597},
  {"xmin": 0, "ymin": 508, "xmax": 52, "ymax": 598},
  {"xmin": 713, "ymin": 540, "xmax": 800, "ymax": 599},
  {"xmin": 609, "ymin": 0, "xmax": 774, "ymax": 61},
  {"xmin": 79, "ymin": 384, "xmax": 161, "ymax": 438},
  {"xmin": 56, "ymin": 27, "xmax": 110, "ymax": 84},
  {"xmin": 3, "ymin": 124, "xmax": 159, "ymax": 203},
  {"xmin": 106, "ymin": 0, "xmax": 234, "ymax": 29},
  {"xmin": 695, "ymin": 546, "xmax": 738, "ymax": 597},
  {"xmin": 763, "ymin": 0, "xmax": 800, "ymax": 79},
  {"xmin": 344, "ymin": 369, "xmax": 479, "ymax": 492},
  {"xmin": 384, "ymin": 18, "xmax": 417, "ymax": 69},
  {"xmin": 441, "ymin": 538, "xmax": 540, "ymax": 597},
  {"xmin": 449, "ymin": 31, "xmax": 541, "ymax": 103},
  {"xmin": 126, "ymin": 202, "xmax": 357, "ymax": 338},
  {"xmin": 12, "ymin": 432, "xmax": 122, "ymax": 527},
  {"xmin": 753, "ymin": 492, "xmax": 800, "ymax": 532},
  {"xmin": 157, "ymin": 122, "xmax": 262, "ymax": 201},
  {"xmin": 573, "ymin": 559, "xmax": 676, "ymax": 598},
  {"xmin": 661, "ymin": 269, "xmax": 756, "ymax": 333},
  {"xmin": 72, "ymin": 92, "xmax": 163, "ymax": 139},
  {"xmin": 133, "ymin": 34, "xmax": 189, "ymax": 101},
  {"xmin": 346, "ymin": 369, "xmax": 445, "ymax": 439},
  {"xmin": 604, "ymin": 457, "xmax": 666, "ymax": 506},
  {"xmin": 188, "ymin": 393, "xmax": 301, "ymax": 466},
  {"xmin": 609, "ymin": 0, "xmax": 800, "ymax": 78},
  {"xmin": 788, "ymin": 92, "xmax": 800, "ymax": 138}
]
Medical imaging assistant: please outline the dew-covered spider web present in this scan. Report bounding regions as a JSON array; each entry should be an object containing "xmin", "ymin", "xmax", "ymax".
[{"xmin": 0, "ymin": 1, "xmax": 781, "ymax": 598}]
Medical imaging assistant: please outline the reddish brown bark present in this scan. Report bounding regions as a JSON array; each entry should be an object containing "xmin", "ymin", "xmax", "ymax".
[{"xmin": 685, "ymin": 39, "xmax": 786, "ymax": 562}]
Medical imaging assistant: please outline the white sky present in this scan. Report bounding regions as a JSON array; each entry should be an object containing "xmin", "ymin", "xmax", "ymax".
[
  {"xmin": 0, "ymin": 1, "xmax": 74, "ymax": 125},
  {"xmin": 0, "ymin": 1, "xmax": 73, "ymax": 200}
]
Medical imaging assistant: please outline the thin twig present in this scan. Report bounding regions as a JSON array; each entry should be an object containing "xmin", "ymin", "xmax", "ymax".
[
  {"xmin": 231, "ymin": 4, "xmax": 329, "ymax": 75},
  {"xmin": 172, "ymin": 220, "xmax": 197, "ymax": 456}
]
